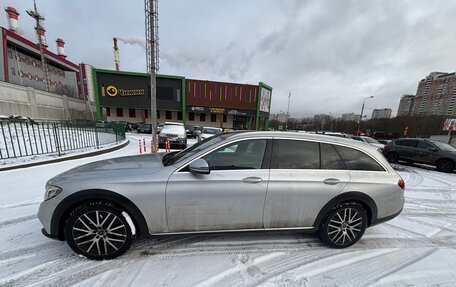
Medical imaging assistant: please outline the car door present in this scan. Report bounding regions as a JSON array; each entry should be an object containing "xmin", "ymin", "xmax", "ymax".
[
  {"xmin": 166, "ymin": 138, "xmax": 271, "ymax": 232},
  {"xmin": 264, "ymin": 139, "xmax": 351, "ymax": 229},
  {"xmin": 397, "ymin": 139, "xmax": 418, "ymax": 160},
  {"xmin": 416, "ymin": 141, "xmax": 437, "ymax": 164}
]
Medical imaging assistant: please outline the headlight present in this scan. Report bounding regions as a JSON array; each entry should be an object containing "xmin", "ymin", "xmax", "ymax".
[
  {"xmin": 44, "ymin": 185, "xmax": 62, "ymax": 201},
  {"xmin": 178, "ymin": 134, "xmax": 186, "ymax": 139}
]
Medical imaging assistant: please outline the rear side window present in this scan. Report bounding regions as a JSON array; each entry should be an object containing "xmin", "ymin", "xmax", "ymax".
[
  {"xmin": 401, "ymin": 140, "xmax": 418, "ymax": 147},
  {"xmin": 417, "ymin": 141, "xmax": 434, "ymax": 149},
  {"xmin": 334, "ymin": 145, "xmax": 385, "ymax": 171},
  {"xmin": 321, "ymin": 144, "xmax": 347, "ymax": 170},
  {"xmin": 274, "ymin": 140, "xmax": 320, "ymax": 169}
]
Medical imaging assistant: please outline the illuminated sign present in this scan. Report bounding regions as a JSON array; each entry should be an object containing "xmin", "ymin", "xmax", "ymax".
[
  {"xmin": 209, "ymin": 107, "xmax": 225, "ymax": 114},
  {"xmin": 105, "ymin": 85, "xmax": 144, "ymax": 97}
]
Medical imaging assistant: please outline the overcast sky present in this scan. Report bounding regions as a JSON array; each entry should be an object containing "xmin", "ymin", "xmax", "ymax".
[{"xmin": 3, "ymin": 0, "xmax": 456, "ymax": 118}]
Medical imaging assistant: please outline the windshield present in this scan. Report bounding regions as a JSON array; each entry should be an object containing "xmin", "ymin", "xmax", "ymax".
[
  {"xmin": 202, "ymin": 128, "xmax": 221, "ymax": 135},
  {"xmin": 431, "ymin": 141, "xmax": 456, "ymax": 151},
  {"xmin": 162, "ymin": 125, "xmax": 185, "ymax": 133},
  {"xmin": 163, "ymin": 133, "xmax": 228, "ymax": 166}
]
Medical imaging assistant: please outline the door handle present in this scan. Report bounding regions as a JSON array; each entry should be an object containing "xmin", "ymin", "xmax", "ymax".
[
  {"xmin": 323, "ymin": 178, "xmax": 341, "ymax": 185},
  {"xmin": 243, "ymin": 177, "xmax": 262, "ymax": 183}
]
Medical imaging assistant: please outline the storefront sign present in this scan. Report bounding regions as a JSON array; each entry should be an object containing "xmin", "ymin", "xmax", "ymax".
[
  {"xmin": 187, "ymin": 106, "xmax": 255, "ymax": 116},
  {"xmin": 227, "ymin": 109, "xmax": 248, "ymax": 116},
  {"xmin": 190, "ymin": 106, "xmax": 205, "ymax": 112},
  {"xmin": 209, "ymin": 107, "xmax": 225, "ymax": 114},
  {"xmin": 105, "ymin": 85, "xmax": 145, "ymax": 97}
]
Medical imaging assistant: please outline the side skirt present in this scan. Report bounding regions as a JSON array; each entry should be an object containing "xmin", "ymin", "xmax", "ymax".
[{"xmin": 150, "ymin": 226, "xmax": 317, "ymax": 236}]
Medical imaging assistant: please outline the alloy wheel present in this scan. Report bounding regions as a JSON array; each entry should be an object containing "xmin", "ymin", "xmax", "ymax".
[
  {"xmin": 72, "ymin": 210, "xmax": 127, "ymax": 256},
  {"xmin": 327, "ymin": 207, "xmax": 363, "ymax": 246}
]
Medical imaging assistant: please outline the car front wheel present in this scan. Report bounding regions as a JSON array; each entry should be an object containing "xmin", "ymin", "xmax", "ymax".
[
  {"xmin": 64, "ymin": 201, "xmax": 134, "ymax": 260},
  {"xmin": 318, "ymin": 203, "xmax": 367, "ymax": 248}
]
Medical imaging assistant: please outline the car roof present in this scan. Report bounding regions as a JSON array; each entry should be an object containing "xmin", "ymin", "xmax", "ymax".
[{"xmin": 164, "ymin": 122, "xmax": 184, "ymax": 126}]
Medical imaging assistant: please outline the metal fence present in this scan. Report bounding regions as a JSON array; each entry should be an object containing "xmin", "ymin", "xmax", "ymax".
[{"xmin": 0, "ymin": 120, "xmax": 126, "ymax": 160}]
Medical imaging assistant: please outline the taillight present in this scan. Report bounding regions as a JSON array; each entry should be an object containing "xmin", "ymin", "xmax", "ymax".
[{"xmin": 398, "ymin": 178, "xmax": 405, "ymax": 190}]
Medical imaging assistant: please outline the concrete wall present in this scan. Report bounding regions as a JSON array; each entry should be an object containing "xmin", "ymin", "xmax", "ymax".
[{"xmin": 0, "ymin": 81, "xmax": 96, "ymax": 121}]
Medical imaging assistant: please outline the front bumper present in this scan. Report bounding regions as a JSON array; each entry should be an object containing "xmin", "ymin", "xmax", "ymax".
[
  {"xmin": 37, "ymin": 198, "xmax": 61, "ymax": 240},
  {"xmin": 159, "ymin": 137, "xmax": 186, "ymax": 145}
]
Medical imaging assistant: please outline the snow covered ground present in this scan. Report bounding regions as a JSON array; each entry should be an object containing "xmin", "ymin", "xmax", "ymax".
[{"xmin": 1, "ymin": 134, "xmax": 456, "ymax": 286}]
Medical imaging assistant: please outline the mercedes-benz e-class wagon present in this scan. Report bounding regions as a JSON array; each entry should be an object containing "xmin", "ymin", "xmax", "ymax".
[{"xmin": 38, "ymin": 131, "xmax": 404, "ymax": 260}]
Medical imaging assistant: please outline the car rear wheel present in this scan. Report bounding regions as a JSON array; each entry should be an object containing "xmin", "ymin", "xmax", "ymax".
[
  {"xmin": 318, "ymin": 203, "xmax": 367, "ymax": 248},
  {"xmin": 385, "ymin": 152, "xmax": 399, "ymax": 163},
  {"xmin": 436, "ymin": 159, "xmax": 454, "ymax": 173},
  {"xmin": 64, "ymin": 201, "xmax": 134, "ymax": 260}
]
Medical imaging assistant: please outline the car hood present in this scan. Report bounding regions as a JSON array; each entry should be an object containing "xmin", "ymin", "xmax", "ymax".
[{"xmin": 48, "ymin": 154, "xmax": 165, "ymax": 185}]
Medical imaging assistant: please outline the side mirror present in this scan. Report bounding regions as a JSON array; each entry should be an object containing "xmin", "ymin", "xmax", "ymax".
[
  {"xmin": 428, "ymin": 147, "xmax": 438, "ymax": 152},
  {"xmin": 189, "ymin": 159, "xmax": 210, "ymax": 175}
]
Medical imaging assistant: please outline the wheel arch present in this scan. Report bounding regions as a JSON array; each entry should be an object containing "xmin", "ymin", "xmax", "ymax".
[
  {"xmin": 51, "ymin": 189, "xmax": 150, "ymax": 241},
  {"xmin": 313, "ymin": 192, "xmax": 378, "ymax": 228}
]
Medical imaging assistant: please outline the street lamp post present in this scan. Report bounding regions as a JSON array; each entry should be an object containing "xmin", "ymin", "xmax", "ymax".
[{"xmin": 357, "ymin": 96, "xmax": 374, "ymax": 133}]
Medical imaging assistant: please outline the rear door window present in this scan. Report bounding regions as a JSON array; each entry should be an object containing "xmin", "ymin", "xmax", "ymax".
[
  {"xmin": 321, "ymin": 144, "xmax": 347, "ymax": 170},
  {"xmin": 417, "ymin": 141, "xmax": 435, "ymax": 150},
  {"xmin": 334, "ymin": 145, "xmax": 385, "ymax": 171},
  {"xmin": 273, "ymin": 140, "xmax": 320, "ymax": 169},
  {"xmin": 401, "ymin": 140, "xmax": 418, "ymax": 147}
]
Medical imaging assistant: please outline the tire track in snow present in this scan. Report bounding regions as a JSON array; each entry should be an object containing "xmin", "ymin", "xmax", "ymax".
[
  {"xmin": 0, "ymin": 214, "xmax": 36, "ymax": 228},
  {"xmin": 0, "ymin": 199, "xmax": 40, "ymax": 209},
  {"xmin": 1, "ymin": 257, "xmax": 92, "ymax": 287},
  {"xmin": 304, "ymin": 248, "xmax": 438, "ymax": 286},
  {"xmin": 0, "ymin": 241, "xmax": 64, "ymax": 261}
]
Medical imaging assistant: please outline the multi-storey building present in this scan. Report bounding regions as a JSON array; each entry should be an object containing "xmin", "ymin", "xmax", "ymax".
[
  {"xmin": 371, "ymin": 108, "xmax": 392, "ymax": 119},
  {"xmin": 341, "ymin": 112, "xmax": 360, "ymax": 122},
  {"xmin": 411, "ymin": 72, "xmax": 456, "ymax": 116},
  {"xmin": 397, "ymin": 94, "xmax": 415, "ymax": 116}
]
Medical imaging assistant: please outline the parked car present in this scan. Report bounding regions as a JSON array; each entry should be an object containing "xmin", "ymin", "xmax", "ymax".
[
  {"xmin": 157, "ymin": 123, "xmax": 164, "ymax": 134},
  {"xmin": 377, "ymin": 139, "xmax": 391, "ymax": 145},
  {"xmin": 351, "ymin": 136, "xmax": 385, "ymax": 151},
  {"xmin": 383, "ymin": 138, "xmax": 456, "ymax": 173},
  {"xmin": 38, "ymin": 131, "xmax": 404, "ymax": 260},
  {"xmin": 185, "ymin": 124, "xmax": 197, "ymax": 138},
  {"xmin": 197, "ymin": 127, "xmax": 223, "ymax": 142},
  {"xmin": 137, "ymin": 123, "xmax": 152, "ymax": 134},
  {"xmin": 158, "ymin": 122, "xmax": 187, "ymax": 149}
]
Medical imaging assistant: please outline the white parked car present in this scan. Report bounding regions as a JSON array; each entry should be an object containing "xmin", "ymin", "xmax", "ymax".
[
  {"xmin": 158, "ymin": 122, "xmax": 187, "ymax": 149},
  {"xmin": 197, "ymin": 127, "xmax": 223, "ymax": 142}
]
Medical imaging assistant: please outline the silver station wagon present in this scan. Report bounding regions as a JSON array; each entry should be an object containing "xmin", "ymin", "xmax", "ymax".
[{"xmin": 38, "ymin": 131, "xmax": 405, "ymax": 260}]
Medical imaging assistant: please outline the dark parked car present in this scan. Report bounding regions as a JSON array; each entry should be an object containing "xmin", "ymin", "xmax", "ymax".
[
  {"xmin": 185, "ymin": 124, "xmax": 197, "ymax": 138},
  {"xmin": 383, "ymin": 138, "xmax": 456, "ymax": 172},
  {"xmin": 137, "ymin": 123, "xmax": 152, "ymax": 134}
]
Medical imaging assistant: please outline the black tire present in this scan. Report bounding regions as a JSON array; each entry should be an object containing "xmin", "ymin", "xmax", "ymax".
[
  {"xmin": 436, "ymin": 159, "xmax": 454, "ymax": 173},
  {"xmin": 64, "ymin": 200, "xmax": 134, "ymax": 260},
  {"xmin": 318, "ymin": 202, "xmax": 367, "ymax": 248},
  {"xmin": 385, "ymin": 152, "xmax": 399, "ymax": 163}
]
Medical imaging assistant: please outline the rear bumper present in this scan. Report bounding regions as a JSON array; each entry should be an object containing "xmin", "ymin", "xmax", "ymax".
[{"xmin": 370, "ymin": 208, "xmax": 403, "ymax": 226}]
